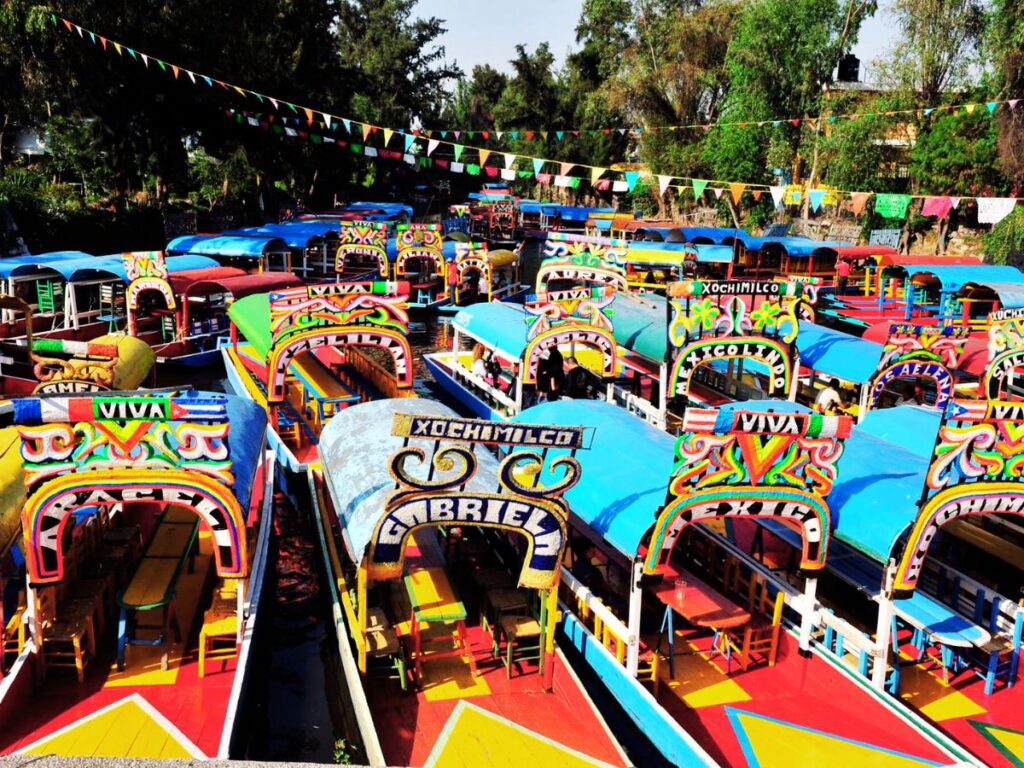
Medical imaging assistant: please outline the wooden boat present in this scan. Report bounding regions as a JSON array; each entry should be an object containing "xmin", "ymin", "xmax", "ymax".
[
  {"xmin": 513, "ymin": 396, "xmax": 991, "ymax": 767},
  {"xmin": 0, "ymin": 390, "xmax": 274, "ymax": 759},
  {"xmin": 0, "ymin": 252, "xmax": 217, "ymax": 342},
  {"xmin": 393, "ymin": 223, "xmax": 451, "ymax": 310},
  {"xmin": 0, "ymin": 295, "xmax": 155, "ymax": 397},
  {"xmin": 308, "ymin": 399, "xmax": 633, "ymax": 767},
  {"xmin": 335, "ymin": 220, "xmax": 391, "ymax": 280},
  {"xmin": 449, "ymin": 241, "xmax": 521, "ymax": 306},
  {"xmin": 220, "ymin": 281, "xmax": 415, "ymax": 471},
  {"xmin": 166, "ymin": 235, "xmax": 294, "ymax": 274},
  {"xmin": 222, "ymin": 221, "xmax": 342, "ymax": 282}
]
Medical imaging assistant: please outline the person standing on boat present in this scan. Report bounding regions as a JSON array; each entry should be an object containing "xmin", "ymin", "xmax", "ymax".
[
  {"xmin": 536, "ymin": 347, "xmax": 565, "ymax": 402},
  {"xmin": 835, "ymin": 258, "xmax": 852, "ymax": 296},
  {"xmin": 564, "ymin": 356, "xmax": 591, "ymax": 399}
]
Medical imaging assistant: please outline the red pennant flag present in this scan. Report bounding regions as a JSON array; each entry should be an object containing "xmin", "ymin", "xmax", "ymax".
[
  {"xmin": 481, "ymin": 131, "xmax": 490, "ymax": 140},
  {"xmin": 62, "ymin": 18, "xmax": 73, "ymax": 31},
  {"xmin": 752, "ymin": 190, "xmax": 763, "ymax": 202},
  {"xmin": 99, "ymin": 36, "xmax": 107, "ymax": 50},
  {"xmin": 525, "ymin": 131, "xmax": 535, "ymax": 140},
  {"xmin": 171, "ymin": 65, "xmax": 180, "ymax": 79},
  {"xmin": 791, "ymin": 119, "xmax": 800, "ymax": 127},
  {"xmin": 738, "ymin": 122, "xmax": 747, "ymax": 128},
  {"xmin": 603, "ymin": 129, "xmax": 611, "ymax": 135}
]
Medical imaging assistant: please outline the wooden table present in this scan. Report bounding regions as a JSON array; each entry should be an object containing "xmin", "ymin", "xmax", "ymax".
[
  {"xmin": 116, "ymin": 509, "xmax": 199, "ymax": 671},
  {"xmin": 404, "ymin": 566, "xmax": 477, "ymax": 682},
  {"xmin": 653, "ymin": 566, "xmax": 751, "ymax": 677}
]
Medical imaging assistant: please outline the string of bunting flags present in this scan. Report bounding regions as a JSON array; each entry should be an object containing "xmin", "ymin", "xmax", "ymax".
[{"xmin": 55, "ymin": 14, "xmax": 1024, "ymax": 224}]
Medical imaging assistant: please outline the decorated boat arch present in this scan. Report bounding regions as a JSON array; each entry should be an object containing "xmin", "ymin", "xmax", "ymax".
[
  {"xmin": 522, "ymin": 289, "xmax": 619, "ymax": 385},
  {"xmin": 14, "ymin": 392, "xmax": 262, "ymax": 587},
  {"xmin": 229, "ymin": 282, "xmax": 414, "ymax": 404},
  {"xmin": 983, "ymin": 307, "xmax": 1024, "ymax": 399},
  {"xmin": 865, "ymin": 323, "xmax": 969, "ymax": 412},
  {"xmin": 393, "ymin": 223, "xmax": 444, "ymax": 280},
  {"xmin": 453, "ymin": 241, "xmax": 491, "ymax": 303},
  {"xmin": 644, "ymin": 404, "xmax": 851, "ymax": 577},
  {"xmin": 894, "ymin": 398, "xmax": 1024, "ymax": 595},
  {"xmin": 122, "ymin": 251, "xmax": 176, "ymax": 337},
  {"xmin": 665, "ymin": 279, "xmax": 807, "ymax": 409},
  {"xmin": 536, "ymin": 233, "xmax": 629, "ymax": 296},
  {"xmin": 335, "ymin": 220, "xmax": 389, "ymax": 278}
]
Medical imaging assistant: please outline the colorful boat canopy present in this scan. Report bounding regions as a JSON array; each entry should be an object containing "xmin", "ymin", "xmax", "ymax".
[
  {"xmin": 513, "ymin": 400, "xmax": 673, "ymax": 560},
  {"xmin": 227, "ymin": 292, "xmax": 274, "ymax": 358},
  {"xmin": 758, "ymin": 238, "xmax": 852, "ymax": 258},
  {"xmin": 0, "ymin": 253, "xmax": 216, "ymax": 282},
  {"xmin": 625, "ymin": 242, "xmax": 734, "ymax": 266},
  {"xmin": 166, "ymin": 235, "xmax": 290, "ymax": 258},
  {"xmin": 608, "ymin": 293, "xmax": 669, "ymax": 362},
  {"xmin": 222, "ymin": 221, "xmax": 340, "ymax": 248},
  {"xmin": 828, "ymin": 406, "xmax": 941, "ymax": 563},
  {"xmin": 181, "ymin": 271, "xmax": 303, "ymax": 301},
  {"xmin": 958, "ymin": 281, "xmax": 1024, "ymax": 310},
  {"xmin": 168, "ymin": 266, "xmax": 249, "ymax": 294},
  {"xmin": 0, "ymin": 251, "xmax": 92, "ymax": 279},
  {"xmin": 318, "ymin": 399, "xmax": 504, "ymax": 567},
  {"xmin": 795, "ymin": 321, "xmax": 886, "ymax": 384},
  {"xmin": 453, "ymin": 301, "xmax": 532, "ymax": 360},
  {"xmin": 907, "ymin": 264, "xmax": 1024, "ymax": 293}
]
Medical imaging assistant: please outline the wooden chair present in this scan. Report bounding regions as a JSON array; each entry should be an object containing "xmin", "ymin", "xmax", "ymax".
[
  {"xmin": 364, "ymin": 607, "xmax": 407, "ymax": 691},
  {"xmin": 36, "ymin": 586, "xmax": 95, "ymax": 683},
  {"xmin": 2, "ymin": 591, "xmax": 28, "ymax": 668},
  {"xmin": 729, "ymin": 575, "xmax": 784, "ymax": 671},
  {"xmin": 963, "ymin": 597, "xmax": 1024, "ymax": 695},
  {"xmin": 199, "ymin": 585, "xmax": 239, "ymax": 678},
  {"xmin": 636, "ymin": 641, "xmax": 661, "ymax": 697},
  {"xmin": 499, "ymin": 615, "xmax": 542, "ymax": 678}
]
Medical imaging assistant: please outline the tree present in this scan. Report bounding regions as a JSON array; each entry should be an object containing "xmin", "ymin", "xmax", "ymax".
[
  {"xmin": 909, "ymin": 109, "xmax": 1003, "ymax": 195},
  {"xmin": 989, "ymin": 0, "xmax": 1024, "ymax": 192},
  {"xmin": 442, "ymin": 65, "xmax": 507, "ymax": 130}
]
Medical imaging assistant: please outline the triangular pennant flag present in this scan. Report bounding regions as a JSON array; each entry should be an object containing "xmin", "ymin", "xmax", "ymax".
[
  {"xmin": 383, "ymin": 128, "xmax": 394, "ymax": 147},
  {"xmin": 126, "ymin": 48, "xmax": 137, "ymax": 60},
  {"xmin": 156, "ymin": 59, "xmax": 167, "ymax": 72},
  {"xmin": 304, "ymin": 108, "xmax": 314, "ymax": 124},
  {"xmin": 560, "ymin": 162, "xmax": 574, "ymax": 176},
  {"xmin": 322, "ymin": 112, "xmax": 333, "ymax": 127},
  {"xmin": 204, "ymin": 75, "xmax": 215, "ymax": 87},
  {"xmin": 808, "ymin": 189, "xmax": 826, "ymax": 213},
  {"xmin": 404, "ymin": 133, "xmax": 417, "ymax": 152},
  {"xmin": 362, "ymin": 124, "xmax": 372, "ymax": 141},
  {"xmin": 556, "ymin": 131, "xmax": 564, "ymax": 141},
  {"xmin": 340, "ymin": 118, "xmax": 350, "ymax": 132},
  {"xmin": 62, "ymin": 18, "xmax": 73, "ymax": 32},
  {"xmin": 481, "ymin": 131, "xmax": 490, "ymax": 140},
  {"xmin": 74, "ymin": 25, "xmax": 83, "ymax": 37},
  {"xmin": 965, "ymin": 103, "xmax": 977, "ymax": 114},
  {"xmin": 510, "ymin": 131, "xmax": 519, "ymax": 140},
  {"xmin": 454, "ymin": 131, "xmax": 461, "ymax": 140},
  {"xmin": 950, "ymin": 197, "xmax": 961, "ymax": 210},
  {"xmin": 769, "ymin": 186, "xmax": 786, "ymax": 209},
  {"xmin": 617, "ymin": 128, "xmax": 627, "ymax": 135},
  {"xmin": 525, "ymin": 131, "xmax": 534, "ymax": 140},
  {"xmin": 478, "ymin": 149, "xmax": 491, "ymax": 166},
  {"xmin": 591, "ymin": 167, "xmax": 607, "ymax": 185},
  {"xmin": 533, "ymin": 158, "xmax": 545, "ymax": 176},
  {"xmin": 440, "ymin": 130, "xmax": 448, "ymax": 139},
  {"xmin": 730, "ymin": 182, "xmax": 746, "ymax": 205},
  {"xmin": 427, "ymin": 139, "xmax": 440, "ymax": 156},
  {"xmin": 1010, "ymin": 100, "xmax": 1020, "ymax": 111},
  {"xmin": 772, "ymin": 120, "xmax": 781, "ymax": 127},
  {"xmin": 987, "ymin": 102, "xmax": 998, "ymax": 114},
  {"xmin": 140, "ymin": 53, "xmax": 149, "ymax": 67},
  {"xmin": 658, "ymin": 175, "xmax": 673, "ymax": 196},
  {"xmin": 625, "ymin": 171, "xmax": 640, "ymax": 192},
  {"xmin": 713, "ymin": 188, "xmax": 724, "ymax": 200},
  {"xmin": 454, "ymin": 144, "xmax": 465, "ymax": 162},
  {"xmin": 503, "ymin": 153, "xmax": 516, "ymax": 169},
  {"xmin": 187, "ymin": 70, "xmax": 196, "ymax": 84},
  {"xmin": 924, "ymin": 108, "xmax": 934, "ymax": 116},
  {"xmin": 752, "ymin": 190, "xmax": 763, "ymax": 201},
  {"xmin": 99, "ymin": 36, "xmax": 108, "ymax": 50},
  {"xmin": 791, "ymin": 119, "xmax": 800, "ymax": 127},
  {"xmin": 496, "ymin": 131, "xmax": 504, "ymax": 140},
  {"xmin": 113, "ymin": 42, "xmax": 123, "ymax": 56},
  {"xmin": 537, "ymin": 173, "xmax": 552, "ymax": 184},
  {"xmin": 467, "ymin": 132, "xmax": 475, "ymax": 141},
  {"xmin": 692, "ymin": 179, "xmax": 709, "ymax": 199}
]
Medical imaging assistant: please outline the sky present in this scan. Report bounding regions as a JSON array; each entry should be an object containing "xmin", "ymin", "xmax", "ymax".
[{"xmin": 416, "ymin": 0, "xmax": 899, "ymax": 84}]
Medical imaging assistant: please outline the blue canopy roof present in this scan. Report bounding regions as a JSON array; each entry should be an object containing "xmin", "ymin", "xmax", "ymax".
[
  {"xmin": 166, "ymin": 235, "xmax": 290, "ymax": 258},
  {"xmin": 908, "ymin": 264, "xmax": 1024, "ymax": 293},
  {"xmin": 517, "ymin": 202, "xmax": 615, "ymax": 220},
  {"xmin": 222, "ymin": 221, "xmax": 339, "ymax": 248},
  {"xmin": 318, "ymin": 399, "xmax": 502, "ymax": 564},
  {"xmin": 610, "ymin": 293, "xmax": 668, "ymax": 362},
  {"xmin": 964, "ymin": 281, "xmax": 1024, "ymax": 309},
  {"xmin": 0, "ymin": 251, "xmax": 93, "ymax": 279},
  {"xmin": 760, "ymin": 238, "xmax": 850, "ymax": 257},
  {"xmin": 345, "ymin": 201, "xmax": 413, "ymax": 219},
  {"xmin": 855, "ymin": 405, "xmax": 941, "ymax": 459},
  {"xmin": 795, "ymin": 321, "xmax": 885, "ymax": 383},
  {"xmin": 513, "ymin": 400, "xmax": 674, "ymax": 559},
  {"xmin": 676, "ymin": 227, "xmax": 750, "ymax": 245},
  {"xmin": 453, "ymin": 302, "xmax": 530, "ymax": 358}
]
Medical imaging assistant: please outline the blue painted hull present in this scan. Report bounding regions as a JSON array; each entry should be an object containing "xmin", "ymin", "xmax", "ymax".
[{"xmin": 422, "ymin": 354, "xmax": 506, "ymax": 421}]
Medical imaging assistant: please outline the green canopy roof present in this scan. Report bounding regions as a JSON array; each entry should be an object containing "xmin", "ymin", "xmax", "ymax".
[{"xmin": 228, "ymin": 293, "xmax": 273, "ymax": 358}]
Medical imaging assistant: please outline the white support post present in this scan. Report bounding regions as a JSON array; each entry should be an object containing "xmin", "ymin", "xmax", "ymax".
[
  {"xmin": 872, "ymin": 562, "xmax": 896, "ymax": 691},
  {"xmin": 658, "ymin": 364, "xmax": 668, "ymax": 424},
  {"xmin": 236, "ymin": 580, "xmax": 247, "ymax": 642},
  {"xmin": 798, "ymin": 576, "xmax": 818, "ymax": 653},
  {"xmin": 626, "ymin": 558, "xmax": 643, "ymax": 676},
  {"xmin": 66, "ymin": 284, "xmax": 77, "ymax": 330}
]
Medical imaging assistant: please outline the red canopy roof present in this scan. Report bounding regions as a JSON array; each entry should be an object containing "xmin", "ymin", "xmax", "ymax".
[
  {"xmin": 877, "ymin": 254, "xmax": 983, "ymax": 267},
  {"xmin": 168, "ymin": 266, "xmax": 247, "ymax": 294},
  {"xmin": 183, "ymin": 271, "xmax": 303, "ymax": 300},
  {"xmin": 830, "ymin": 245, "xmax": 897, "ymax": 260}
]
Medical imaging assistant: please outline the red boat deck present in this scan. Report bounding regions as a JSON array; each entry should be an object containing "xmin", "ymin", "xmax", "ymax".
[
  {"xmin": 0, "ymin": 535, "xmax": 238, "ymax": 759},
  {"xmin": 367, "ymin": 624, "xmax": 626, "ymax": 767}
]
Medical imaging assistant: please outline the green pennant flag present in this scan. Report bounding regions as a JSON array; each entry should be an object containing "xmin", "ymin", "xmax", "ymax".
[
  {"xmin": 692, "ymin": 179, "xmax": 709, "ymax": 199},
  {"xmin": 517, "ymin": 170, "xmax": 533, "ymax": 179},
  {"xmin": 156, "ymin": 60, "xmax": 167, "ymax": 72},
  {"xmin": 569, "ymin": 177, "xmax": 581, "ymax": 189},
  {"xmin": 50, "ymin": 13, "xmax": 57, "ymax": 26},
  {"xmin": 874, "ymin": 193, "xmax": 912, "ymax": 219},
  {"xmin": 454, "ymin": 144, "xmax": 464, "ymax": 162},
  {"xmin": 271, "ymin": 125, "xmax": 284, "ymax": 135},
  {"xmin": 351, "ymin": 144, "xmax": 363, "ymax": 154},
  {"xmin": 310, "ymin": 135, "xmax": 323, "ymax": 144},
  {"xmin": 466, "ymin": 164, "xmax": 481, "ymax": 176}
]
